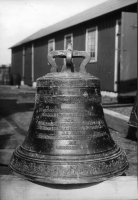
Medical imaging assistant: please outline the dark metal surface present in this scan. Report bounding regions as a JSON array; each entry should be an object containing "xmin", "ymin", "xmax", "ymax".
[
  {"xmin": 47, "ymin": 43, "xmax": 90, "ymax": 73},
  {"xmin": 128, "ymin": 92, "xmax": 138, "ymax": 128},
  {"xmin": 10, "ymin": 46, "xmax": 128, "ymax": 184}
]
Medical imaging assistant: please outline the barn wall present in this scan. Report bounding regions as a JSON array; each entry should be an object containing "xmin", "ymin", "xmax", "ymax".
[
  {"xmin": 86, "ymin": 14, "xmax": 117, "ymax": 91},
  {"xmin": 41, "ymin": 13, "xmax": 120, "ymax": 91},
  {"xmin": 53, "ymin": 25, "xmax": 86, "ymax": 72},
  {"xmin": 11, "ymin": 3, "xmax": 136, "ymax": 92},
  {"xmin": 52, "ymin": 32, "xmax": 64, "ymax": 72},
  {"xmin": 24, "ymin": 42, "xmax": 32, "ymax": 86},
  {"xmin": 34, "ymin": 37, "xmax": 51, "ymax": 80},
  {"xmin": 11, "ymin": 46, "xmax": 22, "ymax": 76}
]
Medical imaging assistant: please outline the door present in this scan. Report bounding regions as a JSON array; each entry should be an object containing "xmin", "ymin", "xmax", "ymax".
[
  {"xmin": 119, "ymin": 12, "xmax": 137, "ymax": 97},
  {"xmin": 24, "ymin": 43, "xmax": 32, "ymax": 86}
]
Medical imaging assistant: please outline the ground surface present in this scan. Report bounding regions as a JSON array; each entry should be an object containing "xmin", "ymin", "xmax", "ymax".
[
  {"xmin": 0, "ymin": 86, "xmax": 137, "ymax": 176},
  {"xmin": 106, "ymin": 106, "xmax": 133, "ymax": 117},
  {"xmin": 101, "ymin": 96, "xmax": 133, "ymax": 116}
]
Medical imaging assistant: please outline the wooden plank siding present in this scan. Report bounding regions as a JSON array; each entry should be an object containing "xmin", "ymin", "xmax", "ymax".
[
  {"xmin": 33, "ymin": 13, "xmax": 120, "ymax": 91},
  {"xmin": 24, "ymin": 43, "xmax": 32, "ymax": 86},
  {"xmin": 90, "ymin": 15, "xmax": 117, "ymax": 91},
  {"xmin": 11, "ymin": 46, "xmax": 22, "ymax": 76},
  {"xmin": 34, "ymin": 37, "xmax": 50, "ymax": 80},
  {"xmin": 54, "ymin": 31, "xmax": 64, "ymax": 72},
  {"xmin": 11, "ymin": 14, "xmax": 119, "ymax": 91}
]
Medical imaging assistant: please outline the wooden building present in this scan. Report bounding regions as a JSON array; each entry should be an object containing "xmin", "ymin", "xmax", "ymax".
[{"xmin": 10, "ymin": 0, "xmax": 137, "ymax": 98}]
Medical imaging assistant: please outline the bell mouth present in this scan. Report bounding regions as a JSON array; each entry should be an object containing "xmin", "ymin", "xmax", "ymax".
[{"xmin": 10, "ymin": 145, "xmax": 128, "ymax": 185}]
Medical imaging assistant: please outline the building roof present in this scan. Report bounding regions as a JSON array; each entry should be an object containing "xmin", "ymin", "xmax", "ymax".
[{"xmin": 10, "ymin": 0, "xmax": 137, "ymax": 48}]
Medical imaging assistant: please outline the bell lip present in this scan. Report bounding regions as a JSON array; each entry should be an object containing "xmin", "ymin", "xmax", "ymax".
[
  {"xmin": 9, "ymin": 145, "xmax": 129, "ymax": 185},
  {"xmin": 10, "ymin": 163, "xmax": 129, "ymax": 185}
]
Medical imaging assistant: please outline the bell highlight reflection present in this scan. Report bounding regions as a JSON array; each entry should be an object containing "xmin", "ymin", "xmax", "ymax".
[{"xmin": 10, "ymin": 44, "xmax": 128, "ymax": 184}]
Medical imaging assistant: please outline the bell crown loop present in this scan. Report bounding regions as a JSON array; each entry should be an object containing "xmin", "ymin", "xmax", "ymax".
[{"xmin": 47, "ymin": 43, "xmax": 91, "ymax": 73}]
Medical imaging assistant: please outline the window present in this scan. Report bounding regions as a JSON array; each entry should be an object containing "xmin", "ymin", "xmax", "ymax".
[
  {"xmin": 64, "ymin": 34, "xmax": 73, "ymax": 64},
  {"xmin": 86, "ymin": 27, "xmax": 98, "ymax": 62},
  {"xmin": 48, "ymin": 39, "xmax": 55, "ymax": 65},
  {"xmin": 64, "ymin": 34, "xmax": 73, "ymax": 50},
  {"xmin": 48, "ymin": 39, "xmax": 55, "ymax": 53}
]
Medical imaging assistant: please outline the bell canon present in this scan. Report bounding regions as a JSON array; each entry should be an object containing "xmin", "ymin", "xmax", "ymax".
[{"xmin": 10, "ymin": 44, "xmax": 128, "ymax": 184}]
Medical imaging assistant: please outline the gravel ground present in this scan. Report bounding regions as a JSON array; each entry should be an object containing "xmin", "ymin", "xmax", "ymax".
[{"xmin": 0, "ymin": 86, "xmax": 137, "ymax": 176}]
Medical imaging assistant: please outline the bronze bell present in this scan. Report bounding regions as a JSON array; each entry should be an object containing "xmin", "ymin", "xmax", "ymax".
[{"xmin": 10, "ymin": 44, "xmax": 128, "ymax": 184}]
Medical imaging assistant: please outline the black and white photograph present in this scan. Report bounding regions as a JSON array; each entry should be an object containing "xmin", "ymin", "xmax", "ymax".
[{"xmin": 0, "ymin": 0, "xmax": 137, "ymax": 199}]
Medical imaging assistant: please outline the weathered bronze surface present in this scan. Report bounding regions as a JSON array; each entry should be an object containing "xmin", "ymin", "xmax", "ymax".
[{"xmin": 10, "ymin": 44, "xmax": 128, "ymax": 184}]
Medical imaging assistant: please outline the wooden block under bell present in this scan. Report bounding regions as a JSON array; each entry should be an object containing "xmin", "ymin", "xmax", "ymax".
[{"xmin": 0, "ymin": 175, "xmax": 137, "ymax": 200}]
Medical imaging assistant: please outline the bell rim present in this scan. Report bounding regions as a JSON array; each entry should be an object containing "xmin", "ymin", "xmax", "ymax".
[
  {"xmin": 10, "ymin": 145, "xmax": 129, "ymax": 184},
  {"xmin": 10, "ymin": 163, "xmax": 129, "ymax": 184}
]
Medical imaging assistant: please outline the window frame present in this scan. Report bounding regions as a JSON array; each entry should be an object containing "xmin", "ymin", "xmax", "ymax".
[
  {"xmin": 85, "ymin": 27, "xmax": 98, "ymax": 63},
  {"xmin": 48, "ymin": 38, "xmax": 55, "ymax": 53},
  {"xmin": 64, "ymin": 33, "xmax": 73, "ymax": 64},
  {"xmin": 48, "ymin": 39, "xmax": 55, "ymax": 65},
  {"xmin": 64, "ymin": 33, "xmax": 73, "ymax": 50}
]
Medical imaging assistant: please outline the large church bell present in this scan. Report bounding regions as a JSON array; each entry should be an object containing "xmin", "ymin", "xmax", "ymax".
[{"xmin": 10, "ymin": 44, "xmax": 128, "ymax": 184}]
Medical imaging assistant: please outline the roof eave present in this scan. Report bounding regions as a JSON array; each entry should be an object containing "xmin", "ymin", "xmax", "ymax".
[{"xmin": 9, "ymin": 0, "xmax": 137, "ymax": 49}]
